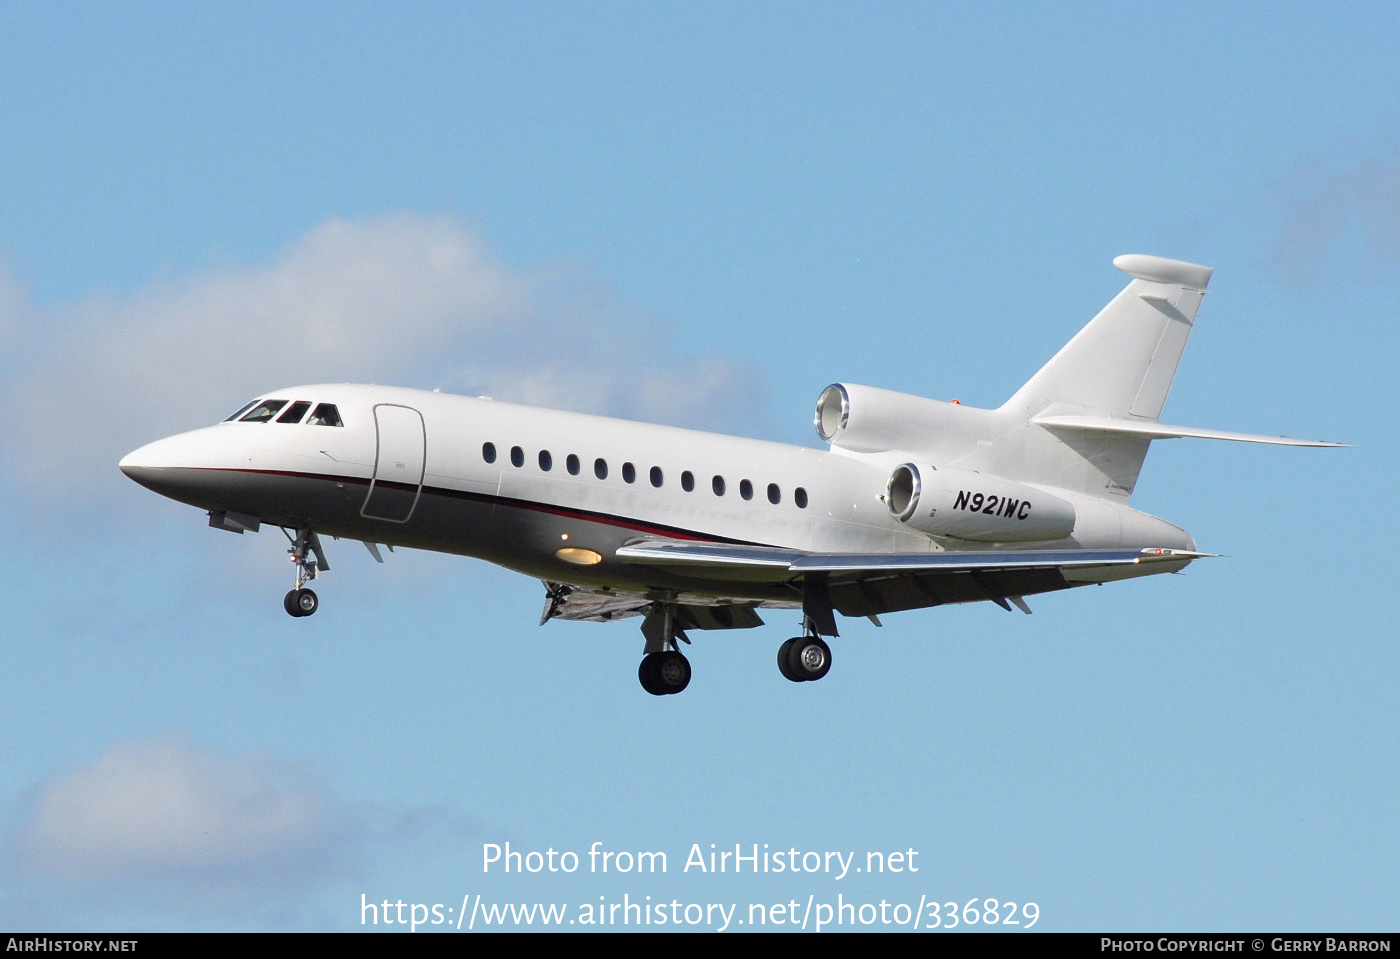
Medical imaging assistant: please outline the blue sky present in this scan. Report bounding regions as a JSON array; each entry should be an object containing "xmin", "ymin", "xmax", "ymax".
[{"xmin": 0, "ymin": 1, "xmax": 1392, "ymax": 932}]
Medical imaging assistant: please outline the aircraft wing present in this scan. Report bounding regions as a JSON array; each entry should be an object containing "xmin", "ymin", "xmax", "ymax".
[
  {"xmin": 616, "ymin": 539, "xmax": 1208, "ymax": 618},
  {"xmin": 615, "ymin": 539, "xmax": 1202, "ymax": 573}
]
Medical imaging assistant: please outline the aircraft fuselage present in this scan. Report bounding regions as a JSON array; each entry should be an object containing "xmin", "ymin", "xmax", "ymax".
[{"xmin": 120, "ymin": 383, "xmax": 1193, "ymax": 606}]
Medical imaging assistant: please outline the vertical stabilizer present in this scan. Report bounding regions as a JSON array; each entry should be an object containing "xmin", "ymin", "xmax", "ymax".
[
  {"xmin": 1004, "ymin": 254, "xmax": 1212, "ymax": 421},
  {"xmin": 966, "ymin": 255, "xmax": 1213, "ymax": 501}
]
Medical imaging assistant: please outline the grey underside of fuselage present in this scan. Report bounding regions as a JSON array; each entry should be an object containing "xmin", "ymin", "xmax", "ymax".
[{"xmin": 139, "ymin": 467, "xmax": 1086, "ymax": 619}]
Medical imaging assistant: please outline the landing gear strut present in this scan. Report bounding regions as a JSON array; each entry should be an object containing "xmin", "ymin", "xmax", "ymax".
[
  {"xmin": 638, "ymin": 603, "xmax": 691, "ymax": 695},
  {"xmin": 778, "ymin": 576, "xmax": 836, "ymax": 683},
  {"xmin": 282, "ymin": 528, "xmax": 328, "ymax": 618}
]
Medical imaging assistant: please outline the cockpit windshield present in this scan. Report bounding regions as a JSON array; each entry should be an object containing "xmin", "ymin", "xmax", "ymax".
[
  {"xmin": 224, "ymin": 398, "xmax": 343, "ymax": 426},
  {"xmin": 276, "ymin": 401, "xmax": 312, "ymax": 424},
  {"xmin": 239, "ymin": 399, "xmax": 289, "ymax": 423},
  {"xmin": 224, "ymin": 400, "xmax": 261, "ymax": 422},
  {"xmin": 308, "ymin": 403, "xmax": 342, "ymax": 427}
]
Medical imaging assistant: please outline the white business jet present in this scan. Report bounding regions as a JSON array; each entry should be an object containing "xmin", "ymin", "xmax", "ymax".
[{"xmin": 120, "ymin": 254, "xmax": 1339, "ymax": 695}]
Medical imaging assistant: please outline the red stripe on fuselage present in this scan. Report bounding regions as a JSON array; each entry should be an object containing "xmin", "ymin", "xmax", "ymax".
[{"xmin": 217, "ymin": 467, "xmax": 763, "ymax": 546}]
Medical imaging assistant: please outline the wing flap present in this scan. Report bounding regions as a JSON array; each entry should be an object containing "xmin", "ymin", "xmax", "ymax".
[
  {"xmin": 539, "ymin": 580, "xmax": 768, "ymax": 629},
  {"xmin": 827, "ymin": 566, "xmax": 1071, "ymax": 617},
  {"xmin": 540, "ymin": 582, "xmax": 652, "ymax": 624}
]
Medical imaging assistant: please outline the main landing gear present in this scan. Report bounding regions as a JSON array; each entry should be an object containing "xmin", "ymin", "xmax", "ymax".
[
  {"xmin": 638, "ymin": 603, "xmax": 691, "ymax": 696},
  {"xmin": 778, "ymin": 576, "xmax": 837, "ymax": 683},
  {"xmin": 777, "ymin": 633, "xmax": 833, "ymax": 683},
  {"xmin": 633, "ymin": 602, "xmax": 837, "ymax": 694},
  {"xmin": 282, "ymin": 528, "xmax": 328, "ymax": 618},
  {"xmin": 639, "ymin": 650, "xmax": 692, "ymax": 696}
]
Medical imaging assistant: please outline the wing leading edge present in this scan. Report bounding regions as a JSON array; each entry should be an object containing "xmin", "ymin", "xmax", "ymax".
[{"xmin": 615, "ymin": 539, "xmax": 1205, "ymax": 573}]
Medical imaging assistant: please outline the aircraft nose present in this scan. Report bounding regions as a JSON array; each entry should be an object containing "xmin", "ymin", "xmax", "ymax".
[
  {"xmin": 119, "ymin": 440, "xmax": 174, "ymax": 492},
  {"xmin": 118, "ymin": 446, "xmax": 147, "ymax": 479},
  {"xmin": 120, "ymin": 432, "xmax": 184, "ymax": 473},
  {"xmin": 118, "ymin": 429, "xmax": 234, "ymax": 500}
]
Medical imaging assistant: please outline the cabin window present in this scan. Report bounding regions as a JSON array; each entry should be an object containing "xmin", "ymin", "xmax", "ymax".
[
  {"xmin": 567, "ymin": 454, "xmax": 580, "ymax": 476},
  {"xmin": 224, "ymin": 400, "xmax": 260, "ymax": 422},
  {"xmin": 622, "ymin": 462, "xmax": 636, "ymax": 484},
  {"xmin": 681, "ymin": 471, "xmax": 695, "ymax": 492},
  {"xmin": 308, "ymin": 403, "xmax": 342, "ymax": 427},
  {"xmin": 794, "ymin": 487, "xmax": 809, "ymax": 509},
  {"xmin": 482, "ymin": 442, "xmax": 497, "ymax": 464},
  {"xmin": 712, "ymin": 475, "xmax": 726, "ymax": 496},
  {"xmin": 739, "ymin": 479, "xmax": 753, "ymax": 501},
  {"xmin": 510, "ymin": 446, "xmax": 524, "ymax": 468},
  {"xmin": 275, "ymin": 401, "xmax": 312, "ymax": 424},
  {"xmin": 767, "ymin": 483, "xmax": 781, "ymax": 505},
  {"xmin": 650, "ymin": 466, "xmax": 663, "ymax": 488},
  {"xmin": 240, "ymin": 399, "xmax": 288, "ymax": 423},
  {"xmin": 539, "ymin": 450, "xmax": 553, "ymax": 471},
  {"xmin": 594, "ymin": 458, "xmax": 608, "ymax": 480}
]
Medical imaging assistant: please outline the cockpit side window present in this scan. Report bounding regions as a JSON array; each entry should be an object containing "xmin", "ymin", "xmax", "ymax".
[
  {"xmin": 308, "ymin": 403, "xmax": 343, "ymax": 427},
  {"xmin": 276, "ymin": 401, "xmax": 312, "ymax": 424},
  {"xmin": 240, "ymin": 399, "xmax": 288, "ymax": 423},
  {"xmin": 224, "ymin": 400, "xmax": 261, "ymax": 422}
]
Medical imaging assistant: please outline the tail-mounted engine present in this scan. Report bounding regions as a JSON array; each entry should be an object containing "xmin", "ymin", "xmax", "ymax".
[
  {"xmin": 815, "ymin": 382, "xmax": 1076, "ymax": 542},
  {"xmin": 815, "ymin": 383, "xmax": 995, "ymax": 455},
  {"xmin": 885, "ymin": 462, "xmax": 1076, "ymax": 543}
]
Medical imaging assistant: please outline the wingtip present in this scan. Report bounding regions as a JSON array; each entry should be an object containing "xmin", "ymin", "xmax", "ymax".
[{"xmin": 1136, "ymin": 548, "xmax": 1218, "ymax": 561}]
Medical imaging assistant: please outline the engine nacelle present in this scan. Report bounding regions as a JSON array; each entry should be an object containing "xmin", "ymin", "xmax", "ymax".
[
  {"xmin": 815, "ymin": 383, "xmax": 994, "ymax": 455},
  {"xmin": 885, "ymin": 463, "xmax": 1076, "ymax": 543}
]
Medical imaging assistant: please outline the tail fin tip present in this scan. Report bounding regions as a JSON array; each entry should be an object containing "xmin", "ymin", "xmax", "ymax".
[{"xmin": 1113, "ymin": 254, "xmax": 1213, "ymax": 290}]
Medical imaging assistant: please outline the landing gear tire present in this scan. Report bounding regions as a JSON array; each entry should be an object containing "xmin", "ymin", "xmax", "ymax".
[
  {"xmin": 639, "ymin": 650, "xmax": 691, "ymax": 696},
  {"xmin": 777, "ymin": 638, "xmax": 802, "ymax": 682},
  {"xmin": 779, "ymin": 636, "xmax": 831, "ymax": 682},
  {"xmin": 284, "ymin": 588, "xmax": 318, "ymax": 618}
]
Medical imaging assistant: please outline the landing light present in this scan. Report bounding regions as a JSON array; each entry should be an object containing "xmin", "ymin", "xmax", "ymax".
[{"xmin": 556, "ymin": 547, "xmax": 603, "ymax": 566}]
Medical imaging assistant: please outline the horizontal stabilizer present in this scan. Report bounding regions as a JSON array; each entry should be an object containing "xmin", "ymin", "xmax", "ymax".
[{"xmin": 1033, "ymin": 414, "xmax": 1346, "ymax": 447}]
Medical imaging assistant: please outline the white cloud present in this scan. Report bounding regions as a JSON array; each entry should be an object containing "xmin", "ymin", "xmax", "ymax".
[
  {"xmin": 9, "ymin": 734, "xmax": 355, "ymax": 896},
  {"xmin": 2, "ymin": 213, "xmax": 766, "ymax": 514}
]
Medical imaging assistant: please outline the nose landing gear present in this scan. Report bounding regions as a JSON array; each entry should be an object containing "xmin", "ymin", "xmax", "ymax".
[
  {"xmin": 284, "ymin": 586, "xmax": 319, "ymax": 617},
  {"xmin": 282, "ymin": 528, "xmax": 328, "ymax": 618}
]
